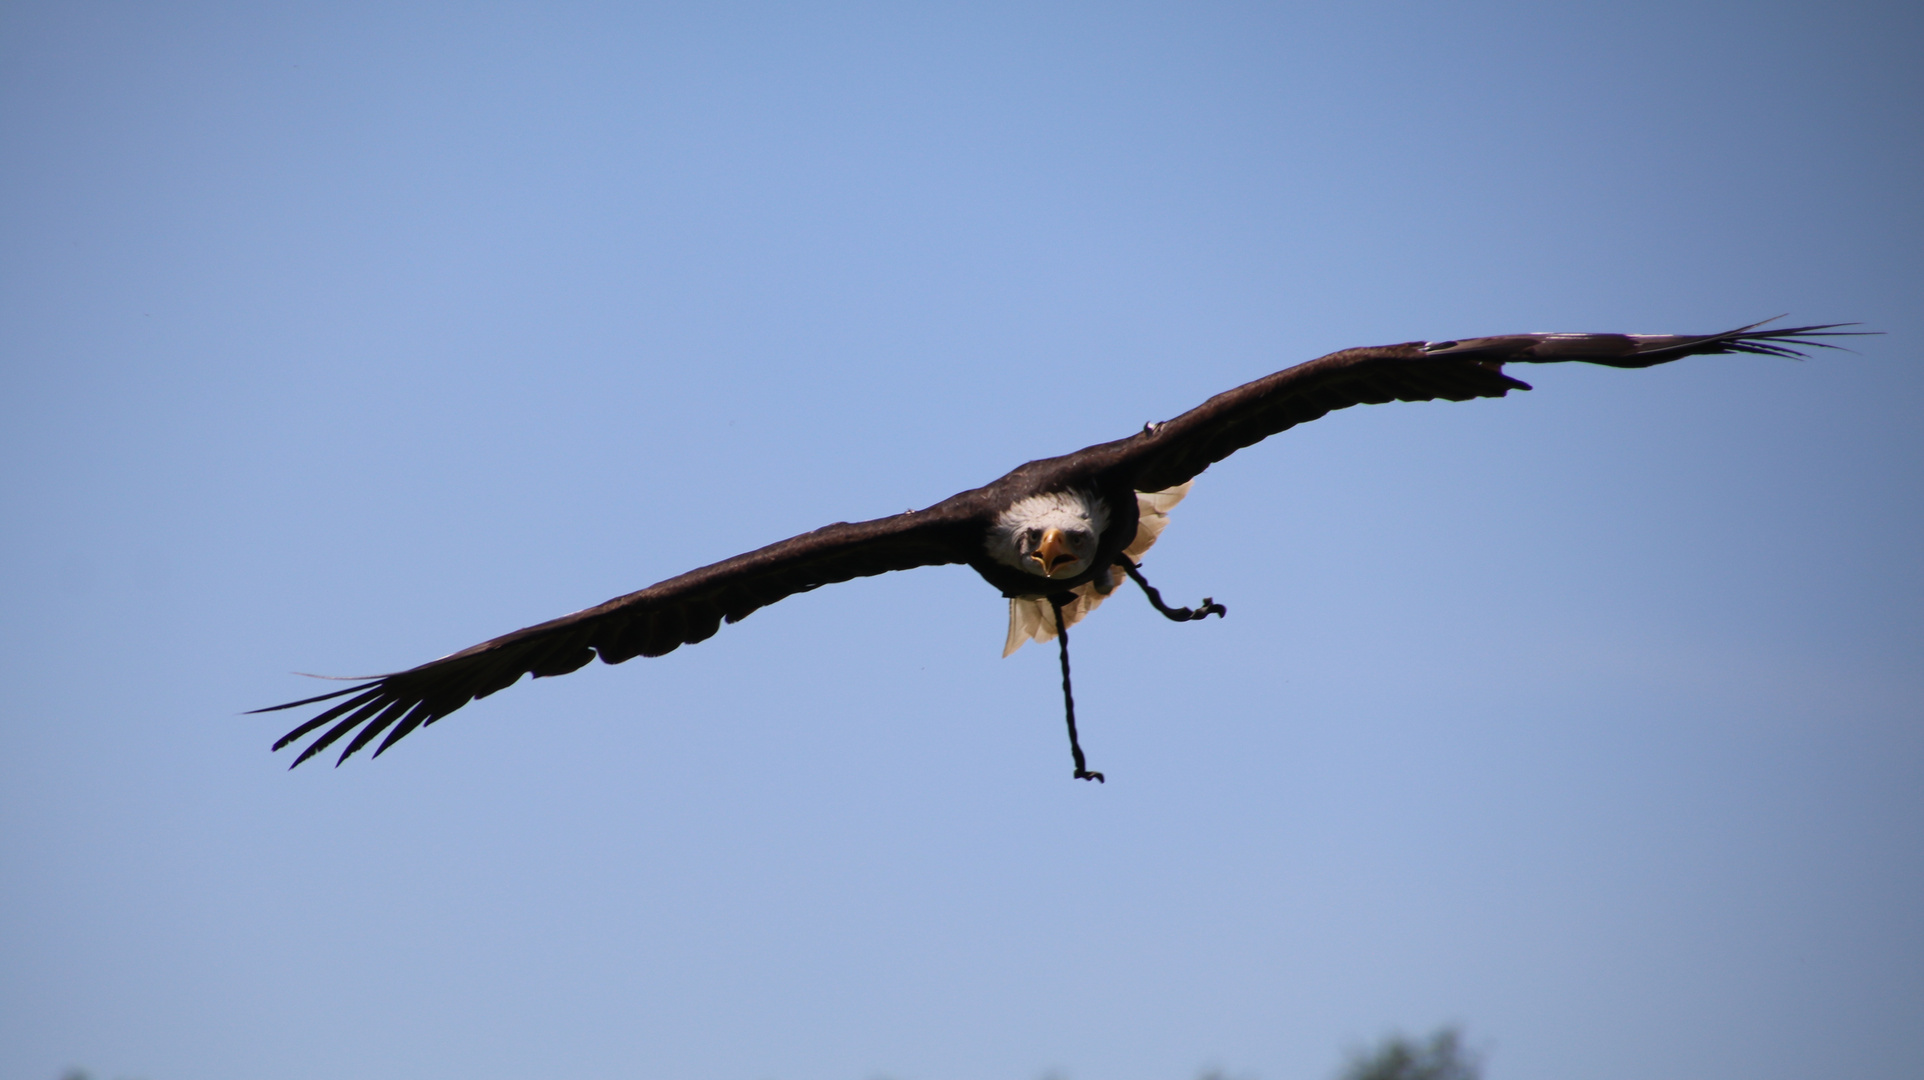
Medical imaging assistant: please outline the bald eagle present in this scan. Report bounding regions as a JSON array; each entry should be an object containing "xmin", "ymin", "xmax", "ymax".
[{"xmin": 256, "ymin": 320, "xmax": 1854, "ymax": 780}]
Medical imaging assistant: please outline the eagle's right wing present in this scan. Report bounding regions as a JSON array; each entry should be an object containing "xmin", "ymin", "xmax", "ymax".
[{"xmin": 255, "ymin": 505, "xmax": 980, "ymax": 768}]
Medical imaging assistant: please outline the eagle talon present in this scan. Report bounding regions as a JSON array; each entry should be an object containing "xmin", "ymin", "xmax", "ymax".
[
  {"xmin": 1120, "ymin": 558, "xmax": 1226, "ymax": 623},
  {"xmin": 1076, "ymin": 769, "xmax": 1106, "ymax": 783}
]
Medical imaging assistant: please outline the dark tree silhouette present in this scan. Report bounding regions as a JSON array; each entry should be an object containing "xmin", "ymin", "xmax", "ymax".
[{"xmin": 1340, "ymin": 1027, "xmax": 1480, "ymax": 1080}]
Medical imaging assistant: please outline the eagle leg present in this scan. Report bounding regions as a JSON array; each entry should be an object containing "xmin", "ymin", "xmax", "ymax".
[
  {"xmin": 1048, "ymin": 593, "xmax": 1104, "ymax": 783},
  {"xmin": 1119, "ymin": 557, "xmax": 1226, "ymax": 623}
]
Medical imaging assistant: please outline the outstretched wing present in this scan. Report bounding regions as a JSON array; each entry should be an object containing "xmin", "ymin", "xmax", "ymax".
[
  {"xmin": 1121, "ymin": 321, "xmax": 1860, "ymax": 493},
  {"xmin": 255, "ymin": 507, "xmax": 979, "ymax": 767}
]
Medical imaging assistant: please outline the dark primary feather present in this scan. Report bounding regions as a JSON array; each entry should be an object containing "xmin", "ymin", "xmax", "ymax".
[{"xmin": 257, "ymin": 319, "xmax": 1864, "ymax": 767}]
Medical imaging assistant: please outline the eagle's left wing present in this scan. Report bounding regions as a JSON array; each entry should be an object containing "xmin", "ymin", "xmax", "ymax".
[{"xmin": 1114, "ymin": 321, "xmax": 1858, "ymax": 495}]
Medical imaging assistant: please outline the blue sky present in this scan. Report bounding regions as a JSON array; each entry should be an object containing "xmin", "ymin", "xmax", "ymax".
[{"xmin": 2, "ymin": 3, "xmax": 1919, "ymax": 1079}]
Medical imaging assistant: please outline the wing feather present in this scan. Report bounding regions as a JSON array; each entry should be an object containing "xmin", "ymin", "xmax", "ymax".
[
  {"xmin": 255, "ymin": 508, "xmax": 978, "ymax": 766},
  {"xmin": 271, "ymin": 686, "xmax": 385, "ymax": 751},
  {"xmin": 1121, "ymin": 321, "xmax": 1862, "ymax": 492}
]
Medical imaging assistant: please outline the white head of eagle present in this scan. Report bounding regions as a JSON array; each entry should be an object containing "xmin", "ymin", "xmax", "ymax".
[
  {"xmin": 988, "ymin": 482, "xmax": 1192, "ymax": 657},
  {"xmin": 988, "ymin": 489, "xmax": 1110, "ymax": 581}
]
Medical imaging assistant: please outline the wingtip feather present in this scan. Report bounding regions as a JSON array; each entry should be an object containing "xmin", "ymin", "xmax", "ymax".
[{"xmin": 247, "ymin": 679, "xmax": 381, "ymax": 714}]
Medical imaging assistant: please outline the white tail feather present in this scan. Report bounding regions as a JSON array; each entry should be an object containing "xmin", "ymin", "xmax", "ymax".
[{"xmin": 1002, "ymin": 577, "xmax": 1117, "ymax": 655}]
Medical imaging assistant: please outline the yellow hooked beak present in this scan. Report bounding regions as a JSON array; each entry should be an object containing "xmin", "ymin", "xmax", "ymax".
[{"xmin": 1032, "ymin": 527, "xmax": 1079, "ymax": 578}]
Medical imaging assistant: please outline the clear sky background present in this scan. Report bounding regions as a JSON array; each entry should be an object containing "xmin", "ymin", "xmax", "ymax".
[{"xmin": 2, "ymin": 3, "xmax": 1919, "ymax": 1079}]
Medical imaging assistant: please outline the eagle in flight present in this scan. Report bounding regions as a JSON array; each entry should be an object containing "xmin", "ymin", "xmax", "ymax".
[{"xmin": 256, "ymin": 320, "xmax": 1853, "ymax": 780}]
